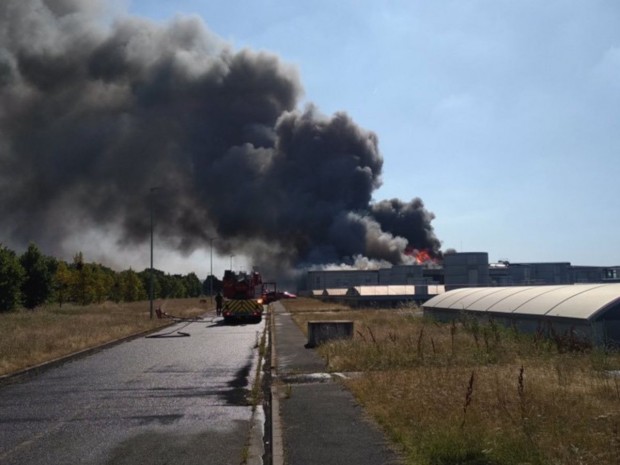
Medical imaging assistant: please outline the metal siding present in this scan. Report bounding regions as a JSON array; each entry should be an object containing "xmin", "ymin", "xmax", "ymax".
[
  {"xmin": 350, "ymin": 285, "xmax": 417, "ymax": 296},
  {"xmin": 513, "ymin": 317, "xmax": 541, "ymax": 334},
  {"xmin": 423, "ymin": 308, "xmax": 455, "ymax": 323},
  {"xmin": 604, "ymin": 320, "xmax": 620, "ymax": 347},
  {"xmin": 592, "ymin": 321, "xmax": 606, "ymax": 346},
  {"xmin": 386, "ymin": 285, "xmax": 416, "ymax": 295},
  {"xmin": 353, "ymin": 286, "xmax": 380, "ymax": 296},
  {"xmin": 428, "ymin": 285, "xmax": 446, "ymax": 295},
  {"xmin": 325, "ymin": 288, "xmax": 348, "ymax": 296}
]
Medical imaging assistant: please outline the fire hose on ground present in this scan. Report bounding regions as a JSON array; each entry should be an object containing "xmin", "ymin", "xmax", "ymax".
[{"xmin": 145, "ymin": 307, "xmax": 212, "ymax": 338}]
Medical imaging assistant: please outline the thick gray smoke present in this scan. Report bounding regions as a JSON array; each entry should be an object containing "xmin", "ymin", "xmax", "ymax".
[{"xmin": 0, "ymin": 0, "xmax": 441, "ymax": 276}]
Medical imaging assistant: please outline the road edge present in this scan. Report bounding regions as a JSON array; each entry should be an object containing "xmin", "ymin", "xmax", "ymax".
[
  {"xmin": 270, "ymin": 304, "xmax": 284, "ymax": 465},
  {"xmin": 246, "ymin": 313, "xmax": 269, "ymax": 465}
]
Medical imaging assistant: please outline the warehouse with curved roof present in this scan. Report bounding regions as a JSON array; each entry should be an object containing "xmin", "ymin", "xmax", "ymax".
[{"xmin": 422, "ymin": 284, "xmax": 620, "ymax": 347}]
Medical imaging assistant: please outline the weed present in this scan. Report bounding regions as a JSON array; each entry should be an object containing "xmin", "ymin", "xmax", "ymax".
[
  {"xmin": 240, "ymin": 445, "xmax": 249, "ymax": 463},
  {"xmin": 417, "ymin": 326, "xmax": 425, "ymax": 360},
  {"xmin": 282, "ymin": 298, "xmax": 620, "ymax": 465},
  {"xmin": 450, "ymin": 319, "xmax": 457, "ymax": 357},
  {"xmin": 460, "ymin": 371, "xmax": 476, "ymax": 429}
]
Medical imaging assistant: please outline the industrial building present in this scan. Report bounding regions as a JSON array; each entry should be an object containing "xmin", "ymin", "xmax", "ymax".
[
  {"xmin": 306, "ymin": 264, "xmax": 426, "ymax": 290},
  {"xmin": 303, "ymin": 252, "xmax": 620, "ymax": 291},
  {"xmin": 422, "ymin": 284, "xmax": 620, "ymax": 348},
  {"xmin": 300, "ymin": 252, "xmax": 620, "ymax": 307}
]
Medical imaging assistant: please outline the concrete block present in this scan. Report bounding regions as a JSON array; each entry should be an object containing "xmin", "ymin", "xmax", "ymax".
[{"xmin": 306, "ymin": 321, "xmax": 354, "ymax": 348}]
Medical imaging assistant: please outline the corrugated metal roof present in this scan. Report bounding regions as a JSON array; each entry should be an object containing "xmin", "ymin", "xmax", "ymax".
[
  {"xmin": 427, "ymin": 285, "xmax": 446, "ymax": 295},
  {"xmin": 318, "ymin": 285, "xmax": 445, "ymax": 298},
  {"xmin": 423, "ymin": 284, "xmax": 620, "ymax": 320},
  {"xmin": 323, "ymin": 288, "xmax": 349, "ymax": 296},
  {"xmin": 348, "ymin": 285, "xmax": 417, "ymax": 296}
]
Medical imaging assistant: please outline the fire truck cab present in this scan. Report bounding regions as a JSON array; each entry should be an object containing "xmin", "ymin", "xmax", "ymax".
[{"xmin": 221, "ymin": 270, "xmax": 264, "ymax": 324}]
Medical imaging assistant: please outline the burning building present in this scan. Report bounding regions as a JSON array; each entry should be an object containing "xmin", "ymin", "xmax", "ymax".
[{"xmin": 301, "ymin": 251, "xmax": 620, "ymax": 307}]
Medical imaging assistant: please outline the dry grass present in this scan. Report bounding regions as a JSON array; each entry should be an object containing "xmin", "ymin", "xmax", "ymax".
[
  {"xmin": 282, "ymin": 298, "xmax": 620, "ymax": 465},
  {"xmin": 0, "ymin": 298, "xmax": 210, "ymax": 376},
  {"xmin": 281, "ymin": 296, "xmax": 351, "ymax": 314}
]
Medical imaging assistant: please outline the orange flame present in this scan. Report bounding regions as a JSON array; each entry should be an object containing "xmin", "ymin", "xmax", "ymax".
[{"xmin": 405, "ymin": 247, "xmax": 435, "ymax": 264}]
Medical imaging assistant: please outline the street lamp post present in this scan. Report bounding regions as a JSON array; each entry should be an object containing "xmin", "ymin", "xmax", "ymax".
[
  {"xmin": 149, "ymin": 187, "xmax": 160, "ymax": 319},
  {"xmin": 149, "ymin": 193, "xmax": 154, "ymax": 320},
  {"xmin": 209, "ymin": 237, "xmax": 214, "ymax": 303}
]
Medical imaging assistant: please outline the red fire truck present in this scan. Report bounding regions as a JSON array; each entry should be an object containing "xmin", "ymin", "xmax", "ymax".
[{"xmin": 221, "ymin": 270, "xmax": 264, "ymax": 323}]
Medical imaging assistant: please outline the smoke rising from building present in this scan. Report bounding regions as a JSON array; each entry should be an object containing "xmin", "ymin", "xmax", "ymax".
[{"xmin": 0, "ymin": 0, "xmax": 441, "ymax": 277}]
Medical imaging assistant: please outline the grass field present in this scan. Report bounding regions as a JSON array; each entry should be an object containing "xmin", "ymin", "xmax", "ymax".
[
  {"xmin": 282, "ymin": 298, "xmax": 620, "ymax": 465},
  {"xmin": 0, "ymin": 298, "xmax": 210, "ymax": 377}
]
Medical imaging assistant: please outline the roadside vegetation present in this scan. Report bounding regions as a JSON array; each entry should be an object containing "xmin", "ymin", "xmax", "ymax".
[
  {"xmin": 0, "ymin": 242, "xmax": 214, "ymax": 312},
  {"xmin": 282, "ymin": 298, "xmax": 620, "ymax": 465},
  {"xmin": 0, "ymin": 242, "xmax": 217, "ymax": 377},
  {"xmin": 0, "ymin": 298, "xmax": 209, "ymax": 377}
]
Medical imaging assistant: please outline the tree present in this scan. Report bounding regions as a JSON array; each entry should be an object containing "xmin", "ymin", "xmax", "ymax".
[
  {"xmin": 90, "ymin": 264, "xmax": 115, "ymax": 303},
  {"xmin": 163, "ymin": 275, "xmax": 187, "ymax": 298},
  {"xmin": 184, "ymin": 272, "xmax": 202, "ymax": 298},
  {"xmin": 0, "ymin": 244, "xmax": 25, "ymax": 312},
  {"xmin": 20, "ymin": 243, "xmax": 53, "ymax": 309},
  {"xmin": 70, "ymin": 253, "xmax": 103, "ymax": 305},
  {"xmin": 204, "ymin": 275, "xmax": 222, "ymax": 295},
  {"xmin": 203, "ymin": 275, "xmax": 222, "ymax": 295},
  {"xmin": 114, "ymin": 269, "xmax": 147, "ymax": 302},
  {"xmin": 53, "ymin": 261, "xmax": 74, "ymax": 307},
  {"xmin": 138, "ymin": 268, "xmax": 163, "ymax": 300}
]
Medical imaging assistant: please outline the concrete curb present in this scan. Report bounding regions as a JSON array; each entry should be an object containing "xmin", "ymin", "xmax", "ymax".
[
  {"xmin": 247, "ymin": 321, "xmax": 268, "ymax": 465},
  {"xmin": 270, "ymin": 305, "xmax": 285, "ymax": 465},
  {"xmin": 247, "ymin": 405, "xmax": 266, "ymax": 465}
]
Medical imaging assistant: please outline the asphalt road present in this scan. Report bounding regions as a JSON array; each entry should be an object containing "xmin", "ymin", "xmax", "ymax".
[{"xmin": 0, "ymin": 314, "xmax": 265, "ymax": 465}]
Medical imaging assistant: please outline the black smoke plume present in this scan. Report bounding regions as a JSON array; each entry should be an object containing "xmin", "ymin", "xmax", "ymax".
[{"xmin": 0, "ymin": 0, "xmax": 441, "ymax": 277}]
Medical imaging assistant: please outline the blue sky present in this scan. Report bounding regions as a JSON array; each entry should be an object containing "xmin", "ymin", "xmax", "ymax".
[{"xmin": 125, "ymin": 0, "xmax": 620, "ymax": 268}]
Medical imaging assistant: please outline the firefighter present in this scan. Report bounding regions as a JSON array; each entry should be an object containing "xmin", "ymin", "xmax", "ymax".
[{"xmin": 215, "ymin": 291, "xmax": 223, "ymax": 316}]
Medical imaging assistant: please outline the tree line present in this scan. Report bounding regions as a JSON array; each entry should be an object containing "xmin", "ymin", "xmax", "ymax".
[{"xmin": 0, "ymin": 243, "xmax": 218, "ymax": 312}]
